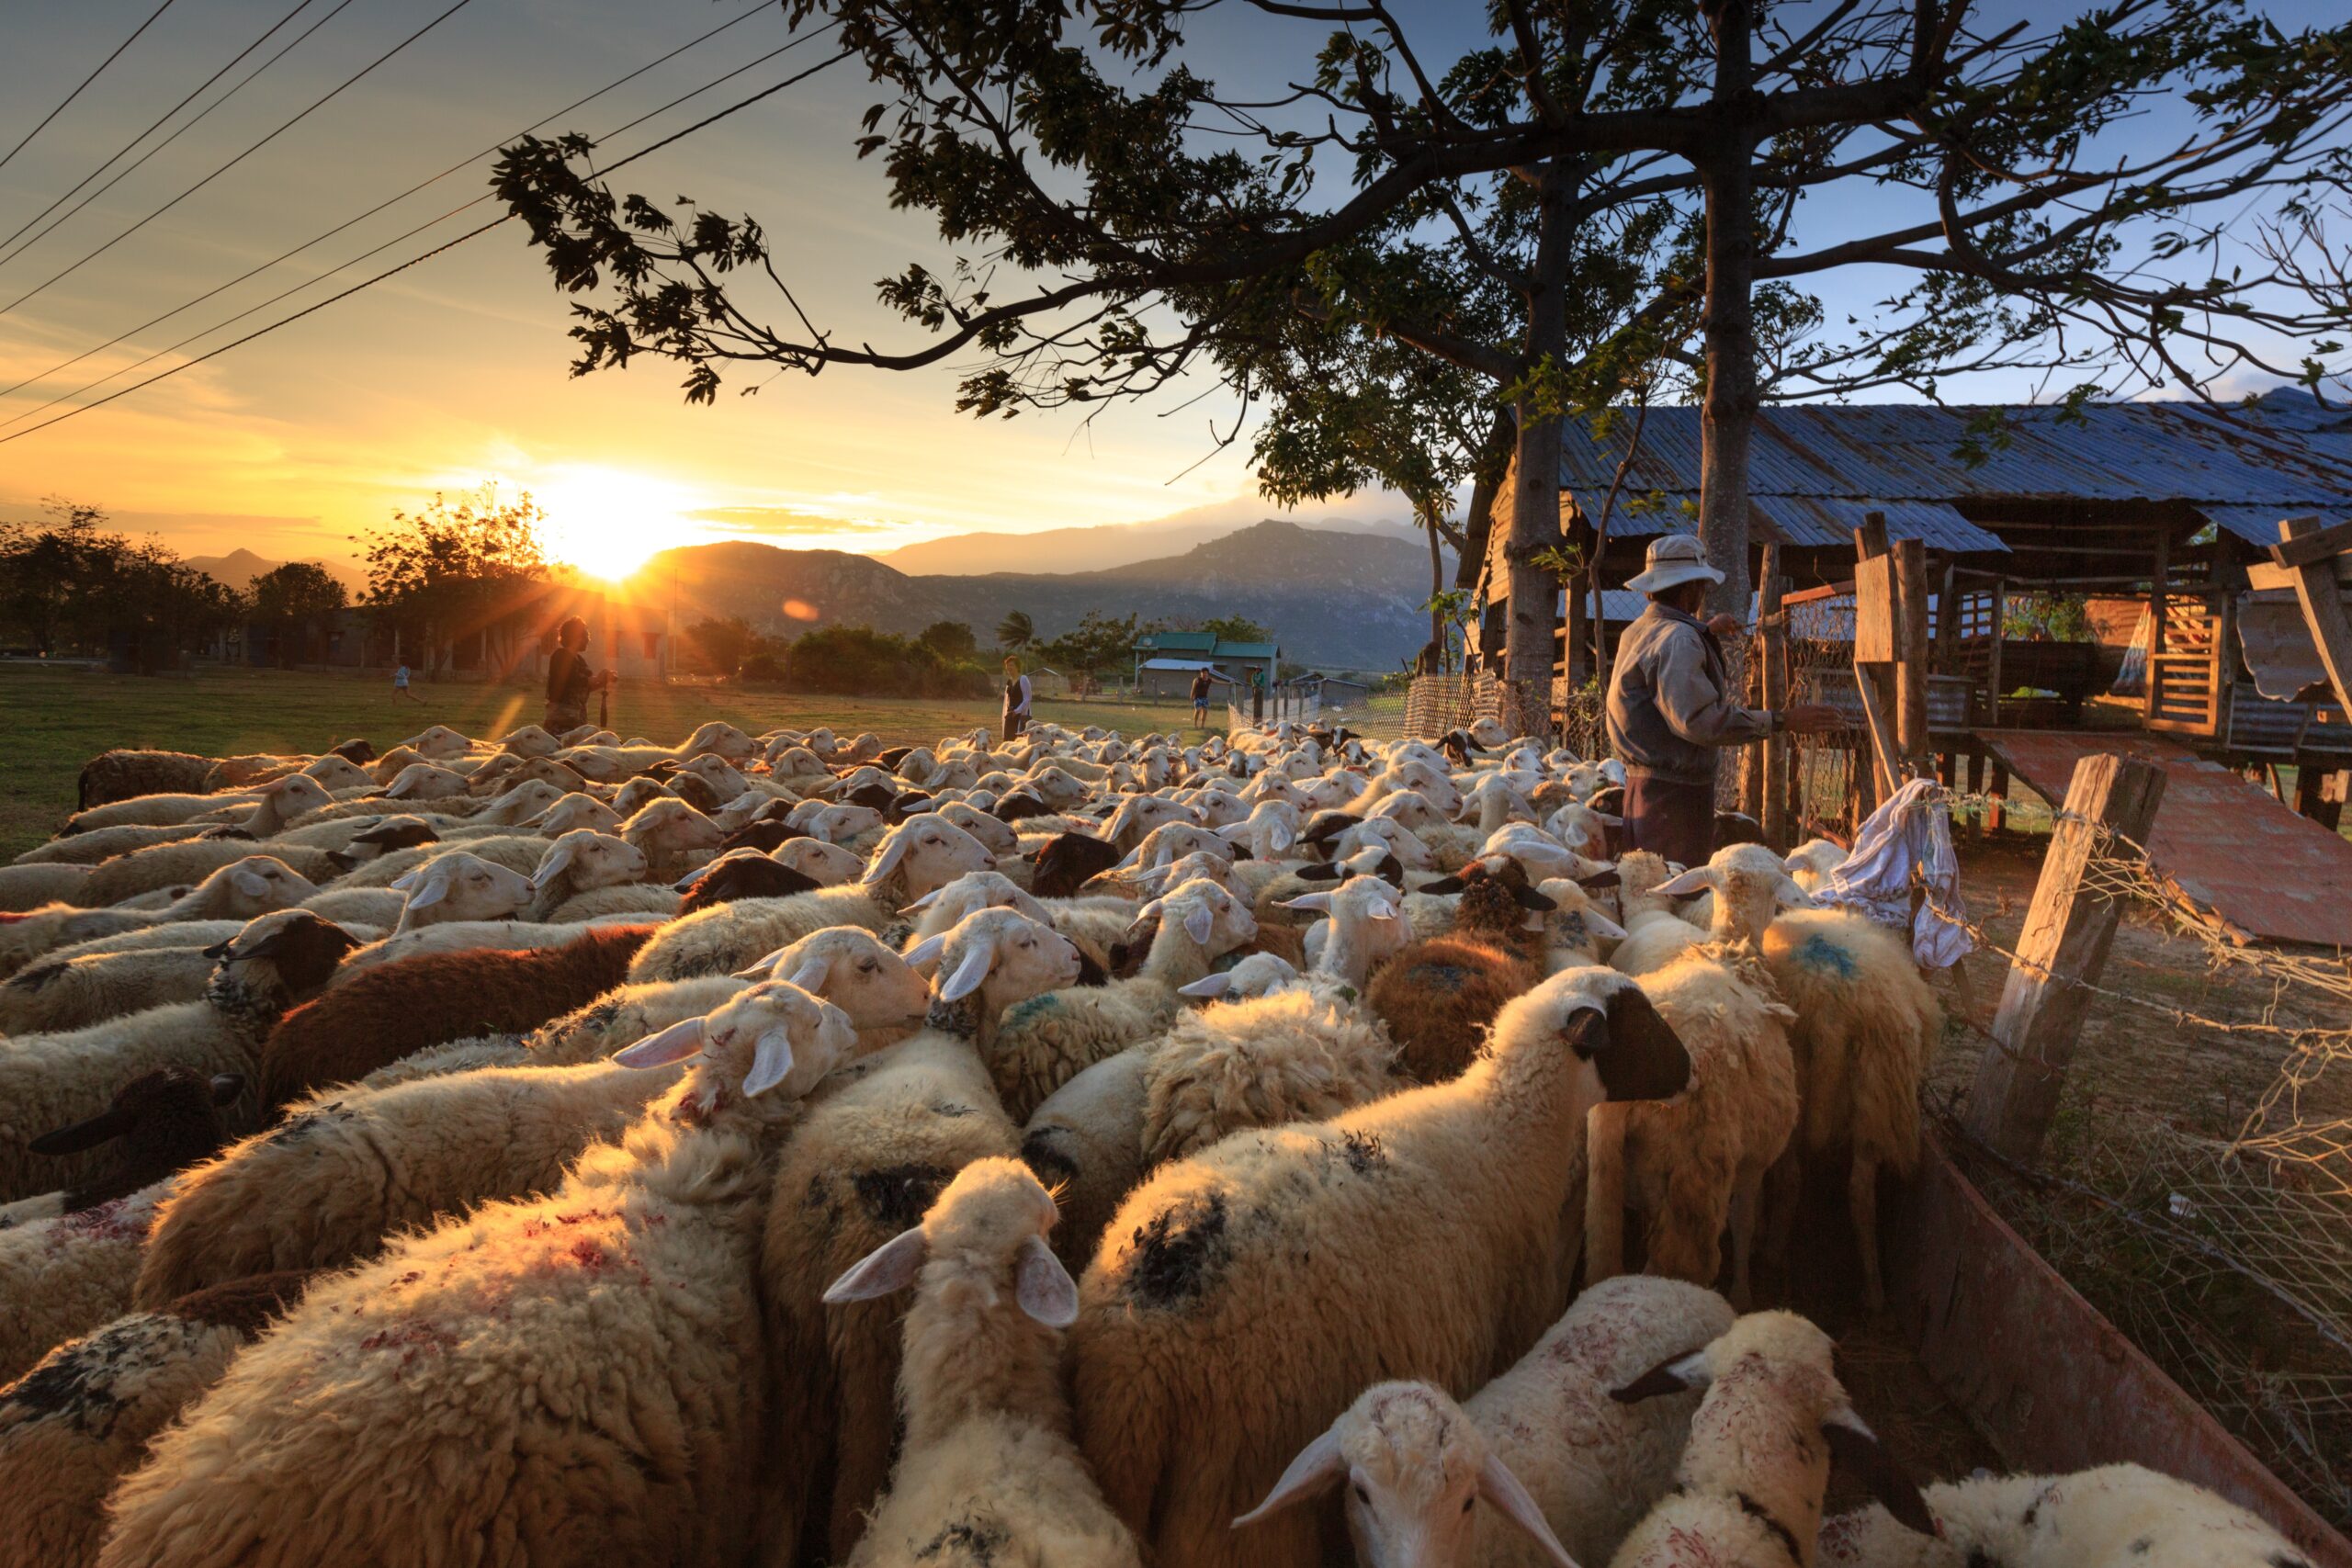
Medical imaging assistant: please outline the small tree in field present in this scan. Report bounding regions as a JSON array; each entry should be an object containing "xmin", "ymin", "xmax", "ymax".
[
  {"xmin": 684, "ymin": 615, "xmax": 754, "ymax": 677},
  {"xmin": 918, "ymin": 620, "xmax": 978, "ymax": 659},
  {"xmin": 249, "ymin": 562, "xmax": 347, "ymax": 668},
  {"xmin": 356, "ymin": 486, "xmax": 564, "ymax": 676}
]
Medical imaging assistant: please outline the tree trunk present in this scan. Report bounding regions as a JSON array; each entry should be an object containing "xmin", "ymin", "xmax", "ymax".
[
  {"xmin": 1499, "ymin": 162, "xmax": 1575, "ymax": 739},
  {"xmin": 1696, "ymin": 0, "xmax": 1759, "ymax": 617}
]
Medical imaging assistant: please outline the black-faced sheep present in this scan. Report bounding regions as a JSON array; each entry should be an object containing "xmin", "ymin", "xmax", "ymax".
[
  {"xmin": 0, "ymin": 1067, "xmax": 243, "ymax": 1230},
  {"xmin": 97, "ymin": 984, "xmax": 860, "ymax": 1568},
  {"xmin": 1069, "ymin": 964, "xmax": 1694, "ymax": 1568}
]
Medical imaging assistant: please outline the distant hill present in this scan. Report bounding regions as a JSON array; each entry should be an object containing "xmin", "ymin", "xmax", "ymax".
[
  {"xmin": 183, "ymin": 547, "xmax": 367, "ymax": 596},
  {"xmin": 878, "ymin": 510, "xmax": 1428, "ymax": 576},
  {"xmin": 639, "ymin": 519, "xmax": 1445, "ymax": 671}
]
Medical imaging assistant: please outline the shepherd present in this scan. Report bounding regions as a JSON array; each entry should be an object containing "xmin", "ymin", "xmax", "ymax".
[
  {"xmin": 1605, "ymin": 535, "xmax": 1838, "ymax": 866},
  {"xmin": 1001, "ymin": 656, "xmax": 1032, "ymax": 742},
  {"xmin": 545, "ymin": 615, "xmax": 616, "ymax": 737}
]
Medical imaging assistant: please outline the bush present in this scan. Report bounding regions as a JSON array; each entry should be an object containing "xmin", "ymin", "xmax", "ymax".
[
  {"xmin": 783, "ymin": 624, "xmax": 991, "ymax": 699},
  {"xmin": 738, "ymin": 650, "xmax": 787, "ymax": 682}
]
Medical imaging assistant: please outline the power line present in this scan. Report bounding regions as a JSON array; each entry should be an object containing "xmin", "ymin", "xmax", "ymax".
[
  {"xmin": 0, "ymin": 0, "xmax": 482, "ymax": 319},
  {"xmin": 0, "ymin": 0, "xmax": 184, "ymax": 175},
  {"xmin": 0, "ymin": 45, "xmax": 857, "ymax": 448},
  {"xmin": 0, "ymin": 5, "xmax": 786, "ymax": 406},
  {"xmin": 0, "ymin": 0, "xmax": 359, "ymax": 276},
  {"xmin": 0, "ymin": 0, "xmax": 322, "ymax": 256}
]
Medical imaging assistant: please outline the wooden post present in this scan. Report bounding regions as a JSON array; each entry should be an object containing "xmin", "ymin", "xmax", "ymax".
[
  {"xmin": 1758, "ymin": 543, "xmax": 1791, "ymax": 849},
  {"xmin": 1931, "ymin": 555, "xmax": 1962, "ymax": 676},
  {"xmin": 1852, "ymin": 515, "xmax": 1901, "ymax": 802},
  {"xmin": 1565, "ymin": 581, "xmax": 1589, "ymax": 686},
  {"xmin": 1962, "ymin": 753, "xmax": 2168, "ymax": 1165},
  {"xmin": 2275, "ymin": 514, "xmax": 2352, "ymax": 716},
  {"xmin": 2144, "ymin": 520, "xmax": 2171, "ymax": 721},
  {"xmin": 1894, "ymin": 536, "xmax": 1931, "ymax": 767}
]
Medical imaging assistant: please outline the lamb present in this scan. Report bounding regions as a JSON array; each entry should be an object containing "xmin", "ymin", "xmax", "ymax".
[
  {"xmin": 1815, "ymin": 1463, "xmax": 2316, "ymax": 1568},
  {"xmin": 1069, "ymin": 964, "xmax": 1695, "ymax": 1568},
  {"xmin": 0, "ymin": 1067, "xmax": 243, "ymax": 1232},
  {"xmin": 1607, "ymin": 850, "xmax": 1710, "ymax": 976},
  {"xmin": 138, "ymin": 928, "xmax": 926, "ymax": 1306},
  {"xmin": 1654, "ymin": 844, "xmax": 1942, "ymax": 1310},
  {"xmin": 0, "ymin": 909, "xmax": 360, "ymax": 1205},
  {"xmin": 1366, "ymin": 871, "xmax": 1549, "ymax": 1085},
  {"xmin": 96, "ymin": 983, "xmax": 859, "ymax": 1568},
  {"xmin": 388, "ymin": 849, "xmax": 537, "ymax": 933},
  {"xmin": 1586, "ymin": 940, "xmax": 1798, "ymax": 1308},
  {"xmin": 525, "ymin": 829, "xmax": 650, "ymax": 918},
  {"xmin": 820, "ymin": 1158, "xmax": 1141, "ymax": 1568},
  {"xmin": 0, "ymin": 1271, "xmax": 314, "ymax": 1568},
  {"xmin": 0, "ymin": 860, "xmax": 322, "ymax": 982},
  {"xmin": 74, "ymin": 750, "xmax": 220, "ymax": 810},
  {"xmin": 977, "ymin": 876, "xmax": 1256, "ymax": 1121},
  {"xmin": 1783, "ymin": 837, "xmax": 1849, "ymax": 894},
  {"xmin": 628, "ymin": 813, "xmax": 998, "ymax": 981},
  {"xmin": 1282, "ymin": 874, "xmax": 1413, "ymax": 987},
  {"xmin": 254, "ymin": 921, "xmax": 659, "ymax": 1110},
  {"xmin": 1606, "ymin": 1311, "xmax": 1933, "ymax": 1568},
  {"xmin": 755, "ymin": 906, "xmax": 1081, "ymax": 1564},
  {"xmin": 1237, "ymin": 1276, "xmax": 1735, "ymax": 1568}
]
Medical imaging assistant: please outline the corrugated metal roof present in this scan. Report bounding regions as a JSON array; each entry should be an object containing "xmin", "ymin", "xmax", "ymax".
[
  {"xmin": 1559, "ymin": 400, "xmax": 2352, "ymax": 552},
  {"xmin": 2194, "ymin": 503, "xmax": 2352, "ymax": 547},
  {"xmin": 1138, "ymin": 631, "xmax": 1216, "ymax": 651},
  {"xmin": 1212, "ymin": 641, "xmax": 1280, "ymax": 659}
]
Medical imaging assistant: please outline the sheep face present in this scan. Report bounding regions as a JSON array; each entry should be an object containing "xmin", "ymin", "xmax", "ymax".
[
  {"xmin": 678, "ymin": 721, "xmax": 757, "ymax": 761},
  {"xmin": 736, "ymin": 926, "xmax": 929, "ymax": 1037},
  {"xmin": 864, "ymin": 815, "xmax": 997, "ymax": 901},
  {"xmin": 404, "ymin": 724, "xmax": 475, "ymax": 761},
  {"xmin": 1655, "ymin": 843, "xmax": 1814, "ymax": 945},
  {"xmin": 910, "ymin": 908, "xmax": 1081, "ymax": 1013},
  {"xmin": 1102, "ymin": 794, "xmax": 1197, "ymax": 851},
  {"xmin": 367, "ymin": 745, "xmax": 426, "ymax": 784},
  {"xmin": 617, "ymin": 980, "xmax": 857, "ymax": 1107},
  {"xmin": 204, "ymin": 856, "xmax": 322, "ymax": 919},
  {"xmin": 1238, "ymin": 1382, "xmax": 1577, "ymax": 1568},
  {"xmin": 534, "ymin": 830, "xmax": 648, "ymax": 894},
  {"xmin": 805, "ymin": 805, "xmax": 884, "ymax": 844},
  {"xmin": 1385, "ymin": 761, "xmax": 1463, "ymax": 818},
  {"xmin": 379, "ymin": 762, "xmax": 466, "ymax": 800},
  {"xmin": 1364, "ymin": 790, "xmax": 1445, "ymax": 837},
  {"xmin": 529, "ymin": 793, "xmax": 624, "ymax": 835},
  {"xmin": 207, "ymin": 909, "xmax": 363, "ymax": 1003},
  {"xmin": 482, "ymin": 780, "xmax": 566, "ymax": 824},
  {"xmin": 609, "ymin": 777, "xmax": 675, "ymax": 815},
  {"xmin": 678, "ymin": 755, "xmax": 750, "ymax": 802},
  {"xmin": 299, "ymin": 756, "xmax": 372, "ymax": 792},
  {"xmin": 496, "ymin": 725, "xmax": 560, "ymax": 758},
  {"xmin": 622, "ymin": 799, "xmax": 727, "ymax": 863},
  {"xmin": 822, "ymin": 1156, "xmax": 1076, "ymax": 1327},
  {"xmin": 936, "ymin": 801, "xmax": 1018, "ymax": 857},
  {"xmin": 1175, "ymin": 952, "xmax": 1301, "ymax": 1002},
  {"xmin": 1333, "ymin": 818, "xmax": 1431, "ymax": 872},
  {"xmin": 763, "ymin": 838, "xmax": 858, "ymax": 886},
  {"xmin": 900, "ymin": 871, "xmax": 1051, "ymax": 942},
  {"xmin": 255, "ymin": 773, "xmax": 334, "ymax": 819},
  {"xmin": 390, "ymin": 852, "xmax": 534, "ymax": 931},
  {"xmin": 1478, "ymin": 826, "xmax": 1609, "ymax": 886},
  {"xmin": 1141, "ymin": 878, "xmax": 1256, "ymax": 958}
]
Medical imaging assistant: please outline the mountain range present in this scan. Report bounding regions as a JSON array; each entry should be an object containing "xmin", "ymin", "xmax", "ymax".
[
  {"xmin": 644, "ymin": 518, "xmax": 1447, "ymax": 671},
  {"xmin": 877, "ymin": 506, "xmax": 1430, "ymax": 575},
  {"xmin": 183, "ymin": 547, "xmax": 368, "ymax": 596}
]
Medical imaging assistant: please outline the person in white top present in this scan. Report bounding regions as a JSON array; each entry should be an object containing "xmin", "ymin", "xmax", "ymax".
[{"xmin": 1001, "ymin": 657, "xmax": 1033, "ymax": 741}]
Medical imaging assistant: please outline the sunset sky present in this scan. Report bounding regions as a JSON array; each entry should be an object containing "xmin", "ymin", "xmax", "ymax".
[{"xmin": 0, "ymin": 0, "xmax": 2326, "ymax": 581}]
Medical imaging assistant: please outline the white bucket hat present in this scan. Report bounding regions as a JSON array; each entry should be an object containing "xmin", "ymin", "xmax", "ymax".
[{"xmin": 1623, "ymin": 533, "xmax": 1725, "ymax": 594}]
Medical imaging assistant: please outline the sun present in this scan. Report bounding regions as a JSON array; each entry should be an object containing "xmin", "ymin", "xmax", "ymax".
[{"xmin": 537, "ymin": 469, "xmax": 702, "ymax": 581}]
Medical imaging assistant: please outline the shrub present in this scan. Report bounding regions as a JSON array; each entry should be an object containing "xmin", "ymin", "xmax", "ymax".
[{"xmin": 783, "ymin": 624, "xmax": 990, "ymax": 699}]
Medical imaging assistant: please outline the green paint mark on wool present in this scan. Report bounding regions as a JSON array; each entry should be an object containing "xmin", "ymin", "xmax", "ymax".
[
  {"xmin": 1797, "ymin": 932, "xmax": 1860, "ymax": 980},
  {"xmin": 1002, "ymin": 993, "xmax": 1060, "ymax": 1026}
]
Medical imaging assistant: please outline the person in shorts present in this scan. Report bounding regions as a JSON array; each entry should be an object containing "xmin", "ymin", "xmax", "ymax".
[
  {"xmin": 1190, "ymin": 667, "xmax": 1214, "ymax": 728},
  {"xmin": 392, "ymin": 662, "xmax": 419, "ymax": 702}
]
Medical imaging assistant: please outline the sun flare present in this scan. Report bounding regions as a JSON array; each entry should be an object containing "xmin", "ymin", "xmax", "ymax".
[{"xmin": 537, "ymin": 469, "xmax": 703, "ymax": 581}]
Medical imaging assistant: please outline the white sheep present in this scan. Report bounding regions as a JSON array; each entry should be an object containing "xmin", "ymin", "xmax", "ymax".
[
  {"xmin": 0, "ymin": 910, "xmax": 360, "ymax": 1205},
  {"xmin": 1784, "ymin": 837, "xmax": 1850, "ymax": 895},
  {"xmin": 0, "ymin": 856, "xmax": 321, "ymax": 979},
  {"xmin": 0, "ymin": 922, "xmax": 369, "ymax": 1033},
  {"xmin": 1607, "ymin": 1311, "xmax": 1934, "ymax": 1568},
  {"xmin": 0, "ymin": 1181, "xmax": 181, "ymax": 1393},
  {"xmin": 976, "ymin": 876, "xmax": 1256, "ymax": 1121},
  {"xmin": 0, "ymin": 863, "xmax": 95, "ymax": 914},
  {"xmin": 1816, "ymin": 1462, "xmax": 2317, "ymax": 1568},
  {"xmin": 97, "ymin": 983, "xmax": 859, "ymax": 1568},
  {"xmin": 525, "ymin": 829, "xmax": 649, "ymax": 918},
  {"xmin": 821, "ymin": 1158, "xmax": 1141, "ymax": 1568},
  {"xmin": 1238, "ymin": 1276, "xmax": 1735, "ymax": 1568},
  {"xmin": 1586, "ymin": 941, "xmax": 1799, "ymax": 1309},
  {"xmin": 1069, "ymin": 964, "xmax": 1696, "ymax": 1568},
  {"xmin": 1283, "ymin": 874, "xmax": 1412, "ymax": 987},
  {"xmin": 388, "ymin": 849, "xmax": 537, "ymax": 933},
  {"xmin": 618, "ymin": 796, "xmax": 728, "ymax": 881}
]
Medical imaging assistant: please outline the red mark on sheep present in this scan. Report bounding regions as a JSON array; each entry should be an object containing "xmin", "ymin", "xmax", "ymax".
[{"xmin": 47, "ymin": 1195, "xmax": 153, "ymax": 1250}]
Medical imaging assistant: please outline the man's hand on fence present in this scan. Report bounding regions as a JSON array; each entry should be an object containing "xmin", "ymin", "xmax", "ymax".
[{"xmin": 1780, "ymin": 704, "xmax": 1843, "ymax": 735}]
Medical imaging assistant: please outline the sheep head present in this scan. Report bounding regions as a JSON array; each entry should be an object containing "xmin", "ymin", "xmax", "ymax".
[
  {"xmin": 822, "ymin": 1156, "xmax": 1077, "ymax": 1327},
  {"xmin": 863, "ymin": 814, "xmax": 997, "ymax": 902},
  {"xmin": 731, "ymin": 925, "xmax": 929, "ymax": 1041},
  {"xmin": 390, "ymin": 851, "xmax": 534, "ymax": 931},
  {"xmin": 616, "ymin": 979, "xmax": 856, "ymax": 1109}
]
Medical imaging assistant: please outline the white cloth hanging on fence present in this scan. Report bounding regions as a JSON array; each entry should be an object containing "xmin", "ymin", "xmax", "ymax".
[{"xmin": 1819, "ymin": 777, "xmax": 1974, "ymax": 969}]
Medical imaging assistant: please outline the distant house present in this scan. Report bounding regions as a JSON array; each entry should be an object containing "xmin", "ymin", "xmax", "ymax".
[
  {"xmin": 1136, "ymin": 658, "xmax": 1236, "ymax": 698},
  {"xmin": 1134, "ymin": 631, "xmax": 1280, "ymax": 694}
]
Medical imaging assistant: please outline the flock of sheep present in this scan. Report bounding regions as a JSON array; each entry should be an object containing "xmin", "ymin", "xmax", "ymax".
[{"xmin": 0, "ymin": 714, "xmax": 2317, "ymax": 1568}]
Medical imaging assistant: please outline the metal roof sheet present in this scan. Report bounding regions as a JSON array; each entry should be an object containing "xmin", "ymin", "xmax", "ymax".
[
  {"xmin": 1559, "ymin": 400, "xmax": 2352, "ymax": 552},
  {"xmin": 1212, "ymin": 641, "xmax": 1280, "ymax": 659},
  {"xmin": 2194, "ymin": 502, "xmax": 2352, "ymax": 547},
  {"xmin": 1138, "ymin": 631, "xmax": 1216, "ymax": 651}
]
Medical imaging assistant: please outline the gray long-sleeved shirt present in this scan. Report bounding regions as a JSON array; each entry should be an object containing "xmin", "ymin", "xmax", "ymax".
[{"xmin": 1605, "ymin": 603, "xmax": 1772, "ymax": 786}]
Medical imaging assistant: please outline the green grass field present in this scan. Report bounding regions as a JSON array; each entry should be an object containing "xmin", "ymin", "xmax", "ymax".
[{"xmin": 0, "ymin": 664, "xmax": 1396, "ymax": 859}]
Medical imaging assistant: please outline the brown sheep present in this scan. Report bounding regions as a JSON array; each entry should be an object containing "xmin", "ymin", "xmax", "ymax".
[
  {"xmin": 256, "ymin": 923, "xmax": 657, "ymax": 1111},
  {"xmin": 1365, "ymin": 871, "xmax": 1548, "ymax": 1084}
]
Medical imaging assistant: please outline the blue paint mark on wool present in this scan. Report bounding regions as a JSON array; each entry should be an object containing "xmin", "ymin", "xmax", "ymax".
[
  {"xmin": 1003, "ymin": 994, "xmax": 1060, "ymax": 1026},
  {"xmin": 1797, "ymin": 932, "xmax": 1860, "ymax": 980}
]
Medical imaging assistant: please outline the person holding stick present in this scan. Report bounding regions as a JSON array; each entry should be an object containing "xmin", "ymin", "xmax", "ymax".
[
  {"xmin": 1001, "ymin": 657, "xmax": 1033, "ymax": 741},
  {"xmin": 544, "ymin": 616, "xmax": 615, "ymax": 736}
]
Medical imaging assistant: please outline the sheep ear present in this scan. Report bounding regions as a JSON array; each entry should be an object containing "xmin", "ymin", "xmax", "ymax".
[
  {"xmin": 1514, "ymin": 886, "xmax": 1558, "ymax": 911},
  {"xmin": 389, "ymin": 869, "xmax": 421, "ymax": 892},
  {"xmin": 1015, "ymin": 1234, "xmax": 1080, "ymax": 1326},
  {"xmin": 405, "ymin": 874, "xmax": 448, "ymax": 910},
  {"xmin": 1269, "ymin": 822, "xmax": 1294, "ymax": 852},
  {"xmin": 1577, "ymin": 868, "xmax": 1622, "ymax": 890},
  {"xmin": 1597, "ymin": 986, "xmax": 1692, "ymax": 1101},
  {"xmin": 1477, "ymin": 1451, "xmax": 1584, "ymax": 1568},
  {"xmin": 824, "ymin": 1225, "xmax": 929, "ymax": 1303},
  {"xmin": 899, "ymin": 887, "xmax": 944, "ymax": 912},
  {"xmin": 1591, "ymin": 812, "xmax": 1624, "ymax": 828},
  {"xmin": 1588, "ymin": 911, "xmax": 1630, "ymax": 942},
  {"xmin": 863, "ymin": 830, "xmax": 911, "ymax": 886},
  {"xmin": 614, "ymin": 1016, "xmax": 707, "ymax": 1069},
  {"xmin": 1292, "ymin": 863, "xmax": 1346, "ymax": 884},
  {"xmin": 1419, "ymin": 874, "xmax": 1466, "ymax": 895},
  {"xmin": 1182, "ymin": 901, "xmax": 1216, "ymax": 946},
  {"xmin": 29, "ymin": 1103, "xmax": 141, "ymax": 1156},
  {"xmin": 1610, "ymin": 1348, "xmax": 1712, "ymax": 1404},
  {"xmin": 1823, "ymin": 1409, "xmax": 1936, "ymax": 1536},
  {"xmin": 1232, "ymin": 1417, "xmax": 1348, "ymax": 1529},
  {"xmin": 901, "ymin": 932, "xmax": 948, "ymax": 969},
  {"xmin": 783, "ymin": 956, "xmax": 831, "ymax": 994},
  {"xmin": 533, "ymin": 838, "xmax": 579, "ymax": 887},
  {"xmin": 1177, "ymin": 973, "xmax": 1234, "ymax": 998},
  {"xmin": 232, "ymin": 869, "xmax": 270, "ymax": 898},
  {"xmin": 936, "ymin": 942, "xmax": 996, "ymax": 1003},
  {"xmin": 742, "ymin": 1028, "xmax": 797, "ymax": 1098},
  {"xmin": 1278, "ymin": 891, "xmax": 1332, "ymax": 915},
  {"xmin": 1651, "ymin": 867, "xmax": 1717, "ymax": 898},
  {"xmin": 1774, "ymin": 875, "xmax": 1818, "ymax": 909}
]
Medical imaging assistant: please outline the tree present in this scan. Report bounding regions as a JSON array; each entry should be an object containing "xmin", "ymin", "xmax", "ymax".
[
  {"xmin": 1036, "ymin": 610, "xmax": 1152, "ymax": 682},
  {"xmin": 249, "ymin": 562, "xmax": 347, "ymax": 668},
  {"xmin": 918, "ymin": 619, "xmax": 978, "ymax": 659},
  {"xmin": 1196, "ymin": 615, "xmax": 1271, "ymax": 646},
  {"xmin": 355, "ymin": 485, "xmax": 565, "ymax": 676},
  {"xmin": 995, "ymin": 611, "xmax": 1035, "ymax": 653},
  {"xmin": 684, "ymin": 615, "xmax": 754, "ymax": 677},
  {"xmin": 0, "ymin": 500, "xmax": 243, "ymax": 670}
]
